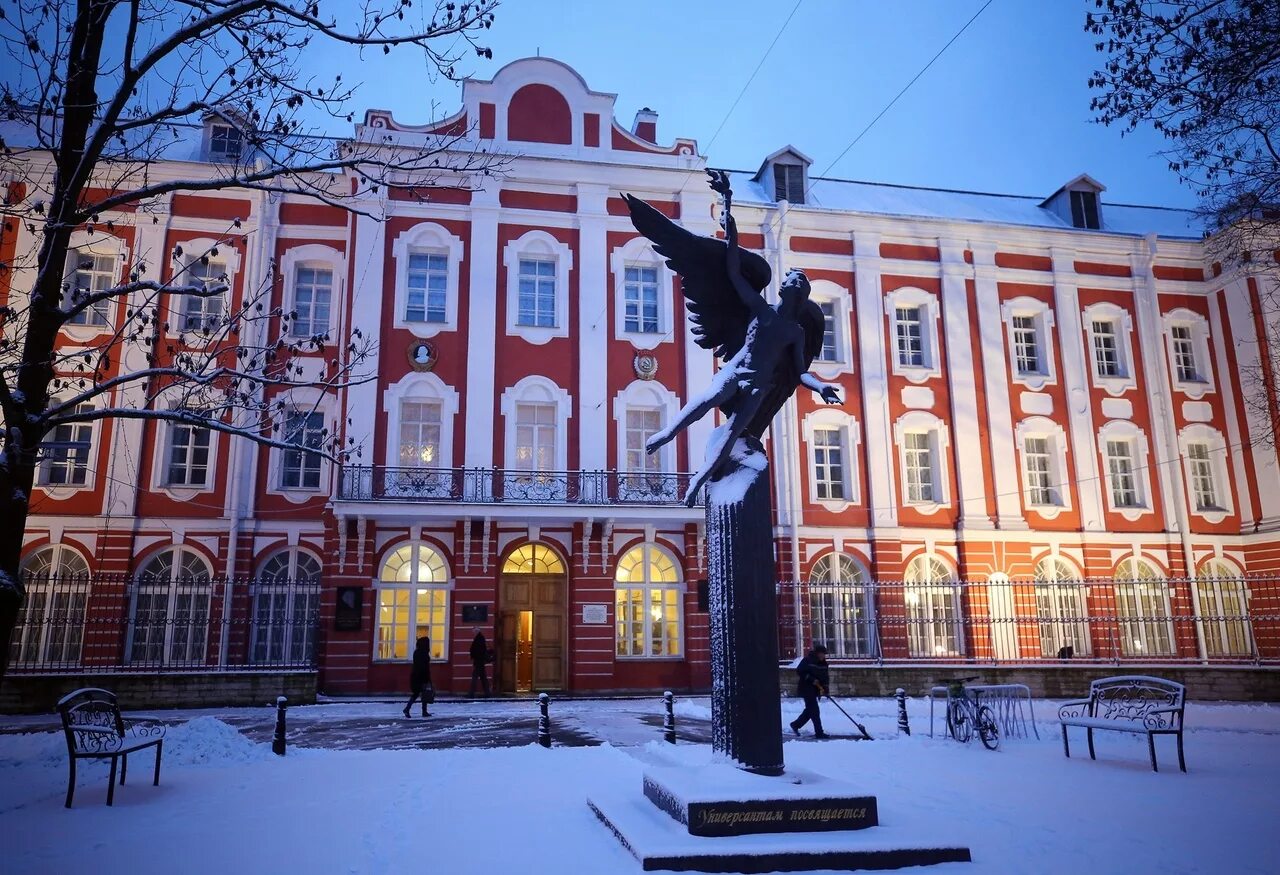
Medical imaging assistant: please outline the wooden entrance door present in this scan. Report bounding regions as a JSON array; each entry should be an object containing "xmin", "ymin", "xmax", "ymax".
[{"xmin": 498, "ymin": 571, "xmax": 565, "ymax": 692}]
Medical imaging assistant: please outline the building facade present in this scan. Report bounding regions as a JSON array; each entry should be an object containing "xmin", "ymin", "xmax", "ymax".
[{"xmin": 6, "ymin": 58, "xmax": 1280, "ymax": 696}]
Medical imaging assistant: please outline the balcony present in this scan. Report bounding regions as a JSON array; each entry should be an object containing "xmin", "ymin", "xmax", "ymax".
[{"xmin": 337, "ymin": 465, "xmax": 703, "ymax": 507}]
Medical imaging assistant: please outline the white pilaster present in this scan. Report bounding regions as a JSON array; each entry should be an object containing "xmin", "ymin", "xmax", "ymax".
[
  {"xmin": 463, "ymin": 186, "xmax": 501, "ymax": 468},
  {"xmin": 1050, "ymin": 248, "xmax": 1107, "ymax": 531},
  {"xmin": 853, "ymin": 230, "xmax": 898, "ymax": 528},
  {"xmin": 970, "ymin": 243, "xmax": 1024, "ymax": 528},
  {"xmin": 678, "ymin": 187, "xmax": 718, "ymax": 473},
  {"xmin": 576, "ymin": 182, "xmax": 610, "ymax": 471},
  {"xmin": 1223, "ymin": 274, "xmax": 1280, "ymax": 526},
  {"xmin": 345, "ymin": 196, "xmax": 388, "ymax": 462},
  {"xmin": 1207, "ymin": 284, "xmax": 1255, "ymax": 529}
]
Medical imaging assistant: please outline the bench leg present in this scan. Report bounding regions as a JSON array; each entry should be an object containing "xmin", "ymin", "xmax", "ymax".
[
  {"xmin": 1147, "ymin": 733, "xmax": 1159, "ymax": 772},
  {"xmin": 153, "ymin": 741, "xmax": 163, "ymax": 786},
  {"xmin": 120, "ymin": 753, "xmax": 128, "ymax": 785},
  {"xmin": 1061, "ymin": 725, "xmax": 1070, "ymax": 758},
  {"xmin": 1087, "ymin": 727, "xmax": 1096, "ymax": 760},
  {"xmin": 65, "ymin": 758, "xmax": 77, "ymax": 809},
  {"xmin": 1176, "ymin": 731, "xmax": 1186, "ymax": 773},
  {"xmin": 107, "ymin": 757, "xmax": 118, "ymax": 805}
]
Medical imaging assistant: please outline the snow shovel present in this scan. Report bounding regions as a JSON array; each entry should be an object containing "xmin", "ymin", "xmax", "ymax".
[{"xmin": 825, "ymin": 694, "xmax": 873, "ymax": 740}]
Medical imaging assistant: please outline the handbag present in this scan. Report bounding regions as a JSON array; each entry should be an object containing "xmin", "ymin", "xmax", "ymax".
[{"xmin": 424, "ymin": 684, "xmax": 436, "ymax": 705}]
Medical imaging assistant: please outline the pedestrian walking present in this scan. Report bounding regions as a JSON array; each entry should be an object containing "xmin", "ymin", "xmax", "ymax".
[
  {"xmin": 403, "ymin": 636, "xmax": 434, "ymax": 718},
  {"xmin": 789, "ymin": 644, "xmax": 829, "ymax": 738},
  {"xmin": 469, "ymin": 630, "xmax": 492, "ymax": 697}
]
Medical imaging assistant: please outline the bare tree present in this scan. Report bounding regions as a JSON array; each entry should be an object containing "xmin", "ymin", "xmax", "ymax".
[
  {"xmin": 1087, "ymin": 0, "xmax": 1280, "ymax": 433},
  {"xmin": 0, "ymin": 0, "xmax": 504, "ymax": 679}
]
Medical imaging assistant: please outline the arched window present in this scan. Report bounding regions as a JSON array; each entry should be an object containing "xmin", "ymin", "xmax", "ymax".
[
  {"xmin": 11, "ymin": 545, "xmax": 90, "ymax": 666},
  {"xmin": 807, "ymin": 554, "xmax": 875, "ymax": 658},
  {"xmin": 376, "ymin": 544, "xmax": 450, "ymax": 661},
  {"xmin": 1034, "ymin": 558, "xmax": 1090, "ymax": 657},
  {"xmin": 903, "ymin": 555, "xmax": 962, "ymax": 657},
  {"xmin": 1114, "ymin": 557, "xmax": 1174, "ymax": 657},
  {"xmin": 130, "ymin": 547, "xmax": 212, "ymax": 666},
  {"xmin": 251, "ymin": 549, "xmax": 323, "ymax": 665},
  {"xmin": 1197, "ymin": 561, "xmax": 1252, "ymax": 657},
  {"xmin": 502, "ymin": 543, "xmax": 566, "ymax": 575},
  {"xmin": 614, "ymin": 544, "xmax": 682, "ymax": 658}
]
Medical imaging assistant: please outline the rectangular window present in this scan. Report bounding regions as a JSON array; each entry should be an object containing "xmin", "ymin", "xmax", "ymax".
[
  {"xmin": 39, "ymin": 405, "xmax": 93, "ymax": 487},
  {"xmin": 812, "ymin": 427, "xmax": 845, "ymax": 501},
  {"xmin": 64, "ymin": 250, "xmax": 115, "ymax": 326},
  {"xmin": 1070, "ymin": 189, "xmax": 1100, "ymax": 230},
  {"xmin": 1012, "ymin": 315, "xmax": 1040, "ymax": 374},
  {"xmin": 1106, "ymin": 439, "xmax": 1139, "ymax": 507},
  {"xmin": 291, "ymin": 267, "xmax": 333, "ymax": 338},
  {"xmin": 405, "ymin": 253, "xmax": 448, "ymax": 323},
  {"xmin": 1187, "ymin": 442, "xmax": 1218, "ymax": 511},
  {"xmin": 1171, "ymin": 325, "xmax": 1200, "ymax": 382},
  {"xmin": 517, "ymin": 258, "xmax": 557, "ymax": 328},
  {"xmin": 209, "ymin": 124, "xmax": 243, "ymax": 161},
  {"xmin": 180, "ymin": 258, "xmax": 226, "ymax": 332},
  {"xmin": 281, "ymin": 411, "xmax": 324, "ymax": 489},
  {"xmin": 165, "ymin": 421, "xmax": 211, "ymax": 487},
  {"xmin": 398, "ymin": 401, "xmax": 442, "ymax": 467},
  {"xmin": 514, "ymin": 403, "xmax": 556, "ymax": 471},
  {"xmin": 895, "ymin": 307, "xmax": 924, "ymax": 367},
  {"xmin": 376, "ymin": 586, "xmax": 448, "ymax": 661},
  {"xmin": 623, "ymin": 266, "xmax": 660, "ymax": 333},
  {"xmin": 625, "ymin": 408, "xmax": 662, "ymax": 473},
  {"xmin": 1024, "ymin": 436, "xmax": 1055, "ymax": 506},
  {"xmin": 773, "ymin": 163, "xmax": 805, "ymax": 204},
  {"xmin": 818, "ymin": 301, "xmax": 839, "ymax": 362},
  {"xmin": 1091, "ymin": 320, "xmax": 1122, "ymax": 377},
  {"xmin": 614, "ymin": 586, "xmax": 681, "ymax": 657},
  {"xmin": 903, "ymin": 432, "xmax": 934, "ymax": 503}
]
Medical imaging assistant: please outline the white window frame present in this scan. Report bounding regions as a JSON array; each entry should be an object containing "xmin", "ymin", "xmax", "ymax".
[
  {"xmin": 266, "ymin": 388, "xmax": 334, "ymax": 503},
  {"xmin": 204, "ymin": 120, "xmax": 244, "ymax": 162},
  {"xmin": 1196, "ymin": 560, "xmax": 1253, "ymax": 657},
  {"xmin": 154, "ymin": 415, "xmax": 218, "ymax": 500},
  {"xmin": 610, "ymin": 237, "xmax": 674, "ymax": 350},
  {"xmin": 37, "ymin": 400, "xmax": 98, "ymax": 497},
  {"xmin": 280, "ymin": 244, "xmax": 344, "ymax": 341},
  {"xmin": 884, "ymin": 286, "xmax": 942, "ymax": 383},
  {"xmin": 501, "ymin": 375, "xmax": 571, "ymax": 473},
  {"xmin": 1013, "ymin": 417, "xmax": 1072, "ymax": 519},
  {"xmin": 614, "ymin": 542, "xmax": 685, "ymax": 660},
  {"xmin": 806, "ymin": 553, "xmax": 876, "ymax": 658},
  {"xmin": 128, "ymin": 546, "xmax": 214, "ymax": 666},
  {"xmin": 1081, "ymin": 302, "xmax": 1137, "ymax": 396},
  {"xmin": 1161, "ymin": 308, "xmax": 1216, "ymax": 399},
  {"xmin": 252, "ymin": 549, "xmax": 322, "ymax": 665},
  {"xmin": 612, "ymin": 380, "xmax": 680, "ymax": 473},
  {"xmin": 807, "ymin": 279, "xmax": 854, "ymax": 378},
  {"xmin": 1033, "ymin": 557, "xmax": 1091, "ymax": 658},
  {"xmin": 1113, "ymin": 557, "xmax": 1175, "ymax": 657},
  {"xmin": 1097, "ymin": 420, "xmax": 1154, "ymax": 521},
  {"xmin": 893, "ymin": 411, "xmax": 950, "ymax": 514},
  {"xmin": 165, "ymin": 236, "xmax": 242, "ymax": 340},
  {"xmin": 392, "ymin": 223, "xmax": 463, "ymax": 338},
  {"xmin": 903, "ymin": 554, "xmax": 963, "ymax": 657},
  {"xmin": 503, "ymin": 230, "xmax": 573, "ymax": 345},
  {"xmin": 12, "ymin": 545, "xmax": 91, "ymax": 667},
  {"xmin": 373, "ymin": 542, "xmax": 453, "ymax": 663},
  {"xmin": 60, "ymin": 230, "xmax": 129, "ymax": 342},
  {"xmin": 999, "ymin": 296, "xmax": 1058, "ymax": 390},
  {"xmin": 1177, "ymin": 424, "xmax": 1233, "ymax": 523},
  {"xmin": 382, "ymin": 371, "xmax": 461, "ymax": 470},
  {"xmin": 802, "ymin": 408, "xmax": 862, "ymax": 511}
]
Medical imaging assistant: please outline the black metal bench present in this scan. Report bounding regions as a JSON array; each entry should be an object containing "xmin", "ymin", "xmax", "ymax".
[
  {"xmin": 1057, "ymin": 675, "xmax": 1186, "ymax": 772},
  {"xmin": 58, "ymin": 687, "xmax": 167, "ymax": 807}
]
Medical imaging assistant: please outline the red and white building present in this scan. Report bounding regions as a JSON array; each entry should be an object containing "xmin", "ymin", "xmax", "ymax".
[{"xmin": 7, "ymin": 57, "xmax": 1280, "ymax": 697}]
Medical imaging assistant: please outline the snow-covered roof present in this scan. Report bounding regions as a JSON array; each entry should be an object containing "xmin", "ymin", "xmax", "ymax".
[{"xmin": 725, "ymin": 170, "xmax": 1203, "ymax": 240}]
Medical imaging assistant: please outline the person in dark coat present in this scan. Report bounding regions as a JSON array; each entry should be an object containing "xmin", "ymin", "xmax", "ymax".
[
  {"xmin": 468, "ymin": 630, "xmax": 491, "ymax": 697},
  {"xmin": 403, "ymin": 636, "xmax": 433, "ymax": 718},
  {"xmin": 789, "ymin": 644, "xmax": 829, "ymax": 738}
]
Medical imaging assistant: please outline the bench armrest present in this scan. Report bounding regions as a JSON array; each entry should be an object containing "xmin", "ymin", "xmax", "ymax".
[
  {"xmin": 1143, "ymin": 707, "xmax": 1183, "ymax": 729},
  {"xmin": 123, "ymin": 717, "xmax": 168, "ymax": 739},
  {"xmin": 1057, "ymin": 699, "xmax": 1092, "ymax": 720}
]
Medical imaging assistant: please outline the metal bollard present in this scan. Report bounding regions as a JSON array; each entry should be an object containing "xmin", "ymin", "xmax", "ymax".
[
  {"xmin": 272, "ymin": 696, "xmax": 288, "ymax": 755},
  {"xmin": 662, "ymin": 690, "xmax": 676, "ymax": 744},
  {"xmin": 537, "ymin": 693, "xmax": 551, "ymax": 748},
  {"xmin": 895, "ymin": 688, "xmax": 910, "ymax": 736}
]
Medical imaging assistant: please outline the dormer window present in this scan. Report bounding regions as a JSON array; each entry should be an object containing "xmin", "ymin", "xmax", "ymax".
[
  {"xmin": 205, "ymin": 120, "xmax": 244, "ymax": 162},
  {"xmin": 774, "ymin": 163, "xmax": 805, "ymax": 204},
  {"xmin": 1070, "ymin": 190, "xmax": 1100, "ymax": 230}
]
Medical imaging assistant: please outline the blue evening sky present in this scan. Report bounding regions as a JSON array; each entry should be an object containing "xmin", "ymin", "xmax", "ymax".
[{"xmin": 307, "ymin": 0, "xmax": 1195, "ymax": 209}]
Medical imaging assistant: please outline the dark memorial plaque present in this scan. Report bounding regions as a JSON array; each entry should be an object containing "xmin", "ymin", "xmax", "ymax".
[
  {"xmin": 643, "ymin": 775, "xmax": 878, "ymax": 838},
  {"xmin": 461, "ymin": 604, "xmax": 489, "ymax": 623},
  {"xmin": 334, "ymin": 586, "xmax": 363, "ymax": 631}
]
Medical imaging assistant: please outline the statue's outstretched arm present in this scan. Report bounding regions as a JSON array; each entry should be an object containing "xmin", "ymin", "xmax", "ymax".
[{"xmin": 801, "ymin": 372, "xmax": 842, "ymax": 404}]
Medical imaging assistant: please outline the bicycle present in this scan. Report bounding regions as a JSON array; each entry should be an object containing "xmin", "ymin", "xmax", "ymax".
[{"xmin": 941, "ymin": 676, "xmax": 1000, "ymax": 751}]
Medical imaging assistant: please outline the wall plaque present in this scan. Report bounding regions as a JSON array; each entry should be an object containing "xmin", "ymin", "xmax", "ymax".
[
  {"xmin": 334, "ymin": 586, "xmax": 363, "ymax": 631},
  {"xmin": 461, "ymin": 604, "xmax": 489, "ymax": 623},
  {"xmin": 582, "ymin": 604, "xmax": 608, "ymax": 624}
]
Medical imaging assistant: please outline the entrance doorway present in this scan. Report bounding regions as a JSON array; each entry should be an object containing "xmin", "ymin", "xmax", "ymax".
[{"xmin": 498, "ymin": 544, "xmax": 566, "ymax": 692}]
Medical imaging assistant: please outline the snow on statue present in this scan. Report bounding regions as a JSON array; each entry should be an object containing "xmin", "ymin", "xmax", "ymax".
[{"xmin": 624, "ymin": 170, "xmax": 842, "ymax": 507}]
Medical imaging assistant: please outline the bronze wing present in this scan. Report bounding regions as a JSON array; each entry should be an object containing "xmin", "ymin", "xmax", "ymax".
[{"xmin": 623, "ymin": 194, "xmax": 772, "ymax": 361}]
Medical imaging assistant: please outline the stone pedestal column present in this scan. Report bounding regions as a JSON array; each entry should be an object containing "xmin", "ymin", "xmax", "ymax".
[{"xmin": 705, "ymin": 437, "xmax": 784, "ymax": 776}]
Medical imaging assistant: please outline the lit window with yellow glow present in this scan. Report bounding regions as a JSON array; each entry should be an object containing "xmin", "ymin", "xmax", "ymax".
[
  {"xmin": 502, "ymin": 543, "xmax": 565, "ymax": 575},
  {"xmin": 376, "ymin": 543, "xmax": 450, "ymax": 661},
  {"xmin": 398, "ymin": 400, "xmax": 442, "ymax": 467},
  {"xmin": 614, "ymin": 543, "xmax": 682, "ymax": 658}
]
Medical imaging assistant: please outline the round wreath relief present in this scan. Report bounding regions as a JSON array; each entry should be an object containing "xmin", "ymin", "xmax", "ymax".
[{"xmin": 633, "ymin": 352, "xmax": 659, "ymax": 381}]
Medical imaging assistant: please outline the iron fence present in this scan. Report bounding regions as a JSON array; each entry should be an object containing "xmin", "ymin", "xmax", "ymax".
[
  {"xmin": 7, "ymin": 574, "xmax": 321, "ymax": 674},
  {"xmin": 777, "ymin": 576, "xmax": 1280, "ymax": 665},
  {"xmin": 338, "ymin": 465, "xmax": 702, "ymax": 506}
]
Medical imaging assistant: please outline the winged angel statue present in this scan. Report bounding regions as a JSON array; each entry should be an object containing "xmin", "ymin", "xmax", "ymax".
[{"xmin": 625, "ymin": 170, "xmax": 843, "ymax": 507}]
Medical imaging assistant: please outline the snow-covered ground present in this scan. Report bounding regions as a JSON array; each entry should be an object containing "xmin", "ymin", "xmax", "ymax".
[{"xmin": 3, "ymin": 696, "xmax": 1278, "ymax": 874}]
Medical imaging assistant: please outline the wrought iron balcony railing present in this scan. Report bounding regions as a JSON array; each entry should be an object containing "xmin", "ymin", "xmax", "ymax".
[{"xmin": 337, "ymin": 465, "xmax": 702, "ymax": 506}]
